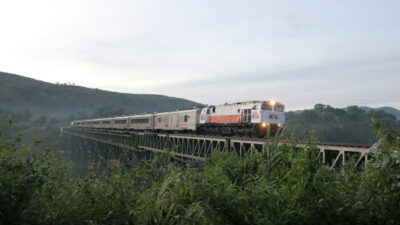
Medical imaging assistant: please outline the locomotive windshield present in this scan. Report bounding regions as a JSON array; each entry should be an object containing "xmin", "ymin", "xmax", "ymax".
[
  {"xmin": 275, "ymin": 104, "xmax": 284, "ymax": 112},
  {"xmin": 261, "ymin": 102, "xmax": 284, "ymax": 112},
  {"xmin": 261, "ymin": 103, "xmax": 273, "ymax": 111}
]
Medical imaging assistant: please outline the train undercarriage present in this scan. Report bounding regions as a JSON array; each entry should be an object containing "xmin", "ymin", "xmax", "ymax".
[
  {"xmin": 86, "ymin": 124, "xmax": 282, "ymax": 138},
  {"xmin": 197, "ymin": 123, "xmax": 281, "ymax": 138}
]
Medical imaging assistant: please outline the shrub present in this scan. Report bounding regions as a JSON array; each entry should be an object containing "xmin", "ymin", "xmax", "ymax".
[{"xmin": 0, "ymin": 124, "xmax": 399, "ymax": 224}]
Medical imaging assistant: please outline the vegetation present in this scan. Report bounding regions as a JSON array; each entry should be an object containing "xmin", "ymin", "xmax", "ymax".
[
  {"xmin": 0, "ymin": 71, "xmax": 203, "ymax": 119},
  {"xmin": 1, "ymin": 123, "xmax": 399, "ymax": 225},
  {"xmin": 285, "ymin": 104, "xmax": 400, "ymax": 144},
  {"xmin": 361, "ymin": 106, "xmax": 400, "ymax": 120}
]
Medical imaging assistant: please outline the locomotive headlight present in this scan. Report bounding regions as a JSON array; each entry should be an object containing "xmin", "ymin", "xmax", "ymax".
[
  {"xmin": 261, "ymin": 122, "xmax": 268, "ymax": 127},
  {"xmin": 277, "ymin": 123, "xmax": 281, "ymax": 127},
  {"xmin": 269, "ymin": 101, "xmax": 276, "ymax": 106}
]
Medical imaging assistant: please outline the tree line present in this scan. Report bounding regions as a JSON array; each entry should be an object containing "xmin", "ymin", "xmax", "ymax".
[{"xmin": 284, "ymin": 104, "xmax": 400, "ymax": 144}]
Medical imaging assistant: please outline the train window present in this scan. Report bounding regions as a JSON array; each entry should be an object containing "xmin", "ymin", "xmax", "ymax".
[
  {"xmin": 212, "ymin": 107, "xmax": 215, "ymax": 113},
  {"xmin": 207, "ymin": 109, "xmax": 210, "ymax": 114},
  {"xmin": 262, "ymin": 103, "xmax": 273, "ymax": 111},
  {"xmin": 184, "ymin": 115, "xmax": 188, "ymax": 122},
  {"xmin": 115, "ymin": 120, "xmax": 127, "ymax": 124},
  {"xmin": 93, "ymin": 121, "xmax": 100, "ymax": 124},
  {"xmin": 131, "ymin": 118, "xmax": 149, "ymax": 124},
  {"xmin": 158, "ymin": 117, "xmax": 162, "ymax": 123},
  {"xmin": 102, "ymin": 121, "xmax": 111, "ymax": 124},
  {"xmin": 238, "ymin": 109, "xmax": 240, "ymax": 113},
  {"xmin": 275, "ymin": 104, "xmax": 284, "ymax": 112}
]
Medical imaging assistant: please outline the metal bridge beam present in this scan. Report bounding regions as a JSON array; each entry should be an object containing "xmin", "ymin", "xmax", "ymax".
[{"xmin": 61, "ymin": 127, "xmax": 372, "ymax": 167}]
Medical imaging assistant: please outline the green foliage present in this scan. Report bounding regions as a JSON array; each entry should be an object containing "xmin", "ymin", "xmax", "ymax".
[
  {"xmin": 92, "ymin": 104, "xmax": 126, "ymax": 118},
  {"xmin": 0, "ymin": 125, "xmax": 399, "ymax": 224},
  {"xmin": 285, "ymin": 104, "xmax": 400, "ymax": 144},
  {"xmin": 34, "ymin": 115, "xmax": 48, "ymax": 126}
]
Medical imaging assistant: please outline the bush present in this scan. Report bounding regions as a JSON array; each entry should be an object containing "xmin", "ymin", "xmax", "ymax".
[{"xmin": 0, "ymin": 125, "xmax": 399, "ymax": 224}]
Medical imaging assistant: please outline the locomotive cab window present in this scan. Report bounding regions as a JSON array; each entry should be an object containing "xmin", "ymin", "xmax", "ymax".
[
  {"xmin": 207, "ymin": 109, "xmax": 210, "ymax": 114},
  {"xmin": 184, "ymin": 115, "xmax": 188, "ymax": 122},
  {"xmin": 212, "ymin": 107, "xmax": 215, "ymax": 113},
  {"xmin": 275, "ymin": 104, "xmax": 284, "ymax": 112},
  {"xmin": 262, "ymin": 103, "xmax": 273, "ymax": 111}
]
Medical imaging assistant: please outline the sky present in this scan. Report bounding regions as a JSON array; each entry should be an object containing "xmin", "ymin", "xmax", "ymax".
[{"xmin": 0, "ymin": 0, "xmax": 399, "ymax": 110}]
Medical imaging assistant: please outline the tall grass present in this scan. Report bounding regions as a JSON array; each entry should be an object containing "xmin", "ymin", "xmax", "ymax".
[{"xmin": 0, "ymin": 124, "xmax": 399, "ymax": 224}]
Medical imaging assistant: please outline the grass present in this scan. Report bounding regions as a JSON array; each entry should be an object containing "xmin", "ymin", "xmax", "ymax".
[{"xmin": 0, "ymin": 123, "xmax": 399, "ymax": 224}]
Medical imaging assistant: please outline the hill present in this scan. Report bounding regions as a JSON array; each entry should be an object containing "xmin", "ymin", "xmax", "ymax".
[
  {"xmin": 284, "ymin": 104, "xmax": 400, "ymax": 144},
  {"xmin": 360, "ymin": 106, "xmax": 400, "ymax": 120},
  {"xmin": 0, "ymin": 71, "xmax": 203, "ymax": 119},
  {"xmin": 289, "ymin": 106, "xmax": 400, "ymax": 119}
]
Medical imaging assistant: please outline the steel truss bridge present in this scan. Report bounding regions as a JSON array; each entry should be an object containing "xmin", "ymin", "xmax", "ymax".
[{"xmin": 61, "ymin": 127, "xmax": 372, "ymax": 169}]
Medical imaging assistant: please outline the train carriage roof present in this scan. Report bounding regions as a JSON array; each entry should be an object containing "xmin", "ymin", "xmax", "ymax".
[
  {"xmin": 155, "ymin": 108, "xmax": 201, "ymax": 116},
  {"xmin": 127, "ymin": 114, "xmax": 154, "ymax": 119}
]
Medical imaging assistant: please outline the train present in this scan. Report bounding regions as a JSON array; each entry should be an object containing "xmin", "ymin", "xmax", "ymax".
[{"xmin": 70, "ymin": 100, "xmax": 285, "ymax": 137}]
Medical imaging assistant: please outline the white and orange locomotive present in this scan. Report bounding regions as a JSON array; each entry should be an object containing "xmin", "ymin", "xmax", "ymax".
[
  {"xmin": 199, "ymin": 100, "xmax": 285, "ymax": 137},
  {"xmin": 71, "ymin": 100, "xmax": 285, "ymax": 137}
]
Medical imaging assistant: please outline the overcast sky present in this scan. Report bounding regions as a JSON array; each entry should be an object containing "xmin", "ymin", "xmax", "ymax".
[{"xmin": 0, "ymin": 0, "xmax": 399, "ymax": 110}]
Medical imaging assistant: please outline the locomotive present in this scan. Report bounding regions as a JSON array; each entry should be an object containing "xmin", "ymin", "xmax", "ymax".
[{"xmin": 71, "ymin": 100, "xmax": 285, "ymax": 137}]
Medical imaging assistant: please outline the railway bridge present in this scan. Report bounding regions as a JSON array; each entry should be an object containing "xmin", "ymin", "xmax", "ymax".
[{"xmin": 61, "ymin": 127, "xmax": 372, "ymax": 169}]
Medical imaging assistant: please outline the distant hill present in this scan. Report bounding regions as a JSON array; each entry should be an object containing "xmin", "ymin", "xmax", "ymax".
[
  {"xmin": 285, "ymin": 104, "xmax": 400, "ymax": 144},
  {"xmin": 360, "ymin": 106, "xmax": 400, "ymax": 120},
  {"xmin": 0, "ymin": 71, "xmax": 203, "ymax": 119},
  {"xmin": 289, "ymin": 106, "xmax": 400, "ymax": 120}
]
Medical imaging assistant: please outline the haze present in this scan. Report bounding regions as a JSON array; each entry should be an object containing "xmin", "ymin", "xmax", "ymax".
[{"xmin": 1, "ymin": 0, "xmax": 399, "ymax": 110}]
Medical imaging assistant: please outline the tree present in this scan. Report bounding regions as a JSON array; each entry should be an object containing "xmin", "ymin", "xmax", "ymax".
[{"xmin": 35, "ymin": 115, "xmax": 47, "ymax": 126}]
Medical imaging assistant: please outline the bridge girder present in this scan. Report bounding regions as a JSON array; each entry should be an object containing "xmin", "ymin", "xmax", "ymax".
[{"xmin": 61, "ymin": 127, "xmax": 371, "ymax": 168}]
